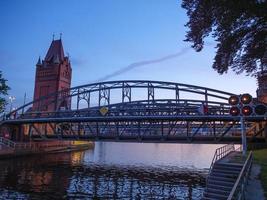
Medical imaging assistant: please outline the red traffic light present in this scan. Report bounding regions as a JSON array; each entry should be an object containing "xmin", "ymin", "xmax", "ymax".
[
  {"xmin": 240, "ymin": 93, "xmax": 252, "ymax": 105},
  {"xmin": 228, "ymin": 95, "xmax": 239, "ymax": 105},
  {"xmin": 254, "ymin": 104, "xmax": 267, "ymax": 115},
  {"xmin": 242, "ymin": 106, "xmax": 253, "ymax": 116},
  {"xmin": 230, "ymin": 106, "xmax": 240, "ymax": 116}
]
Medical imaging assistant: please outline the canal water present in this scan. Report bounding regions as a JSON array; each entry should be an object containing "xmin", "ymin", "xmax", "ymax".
[{"xmin": 0, "ymin": 142, "xmax": 222, "ymax": 200}]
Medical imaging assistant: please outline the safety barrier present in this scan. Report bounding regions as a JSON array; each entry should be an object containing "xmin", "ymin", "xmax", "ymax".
[{"xmin": 227, "ymin": 151, "xmax": 253, "ymax": 200}]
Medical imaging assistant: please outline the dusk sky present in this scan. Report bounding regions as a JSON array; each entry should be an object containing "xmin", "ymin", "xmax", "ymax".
[{"xmin": 0, "ymin": 0, "xmax": 257, "ymax": 108}]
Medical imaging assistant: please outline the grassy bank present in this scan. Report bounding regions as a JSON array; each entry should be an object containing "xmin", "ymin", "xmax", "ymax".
[{"xmin": 253, "ymin": 148, "xmax": 267, "ymax": 198}]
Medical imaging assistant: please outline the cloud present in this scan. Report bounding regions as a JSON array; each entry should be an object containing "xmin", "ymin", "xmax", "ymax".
[{"xmin": 95, "ymin": 47, "xmax": 191, "ymax": 82}]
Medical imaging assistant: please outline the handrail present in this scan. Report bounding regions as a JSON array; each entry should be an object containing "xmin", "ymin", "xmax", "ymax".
[
  {"xmin": 0, "ymin": 137, "xmax": 16, "ymax": 148},
  {"xmin": 0, "ymin": 137, "xmax": 73, "ymax": 151},
  {"xmin": 208, "ymin": 143, "xmax": 235, "ymax": 176},
  {"xmin": 14, "ymin": 141, "xmax": 73, "ymax": 150},
  {"xmin": 227, "ymin": 151, "xmax": 253, "ymax": 200}
]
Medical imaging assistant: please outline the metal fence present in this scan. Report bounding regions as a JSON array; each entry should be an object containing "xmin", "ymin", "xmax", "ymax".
[
  {"xmin": 208, "ymin": 143, "xmax": 235, "ymax": 177},
  {"xmin": 227, "ymin": 151, "xmax": 253, "ymax": 200},
  {"xmin": 0, "ymin": 137, "xmax": 73, "ymax": 152}
]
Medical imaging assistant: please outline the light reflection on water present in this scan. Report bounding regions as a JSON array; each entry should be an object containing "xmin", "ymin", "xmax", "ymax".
[
  {"xmin": 0, "ymin": 142, "xmax": 222, "ymax": 199},
  {"xmin": 85, "ymin": 142, "xmax": 220, "ymax": 169}
]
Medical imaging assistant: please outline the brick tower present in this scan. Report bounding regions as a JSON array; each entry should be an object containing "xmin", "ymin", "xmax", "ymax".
[{"xmin": 32, "ymin": 39, "xmax": 72, "ymax": 111}]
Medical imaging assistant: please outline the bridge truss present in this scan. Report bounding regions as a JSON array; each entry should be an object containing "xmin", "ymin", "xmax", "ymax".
[{"xmin": 2, "ymin": 80, "xmax": 266, "ymax": 143}]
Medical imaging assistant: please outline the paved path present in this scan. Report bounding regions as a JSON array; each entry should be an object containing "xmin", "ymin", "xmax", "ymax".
[{"xmin": 246, "ymin": 164, "xmax": 265, "ymax": 200}]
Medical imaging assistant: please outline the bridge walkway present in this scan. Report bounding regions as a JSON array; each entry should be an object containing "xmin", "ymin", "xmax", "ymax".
[{"xmin": 202, "ymin": 146, "xmax": 252, "ymax": 200}]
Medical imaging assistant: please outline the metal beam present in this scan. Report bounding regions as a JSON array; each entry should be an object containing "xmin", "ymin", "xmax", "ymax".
[{"xmin": 5, "ymin": 115, "xmax": 267, "ymax": 125}]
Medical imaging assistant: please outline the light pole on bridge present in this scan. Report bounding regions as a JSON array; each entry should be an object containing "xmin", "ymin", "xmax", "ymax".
[{"xmin": 8, "ymin": 96, "xmax": 16, "ymax": 113}]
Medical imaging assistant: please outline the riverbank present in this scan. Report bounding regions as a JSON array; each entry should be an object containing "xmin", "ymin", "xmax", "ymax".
[
  {"xmin": 253, "ymin": 148, "xmax": 267, "ymax": 198},
  {"xmin": 0, "ymin": 140, "xmax": 94, "ymax": 159}
]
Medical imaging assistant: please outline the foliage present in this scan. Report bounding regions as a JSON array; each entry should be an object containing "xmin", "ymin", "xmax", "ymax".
[
  {"xmin": 253, "ymin": 148, "xmax": 267, "ymax": 198},
  {"xmin": 182, "ymin": 0, "xmax": 267, "ymax": 75},
  {"xmin": 0, "ymin": 71, "xmax": 10, "ymax": 113}
]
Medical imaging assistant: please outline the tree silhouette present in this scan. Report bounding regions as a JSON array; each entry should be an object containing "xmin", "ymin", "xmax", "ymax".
[
  {"xmin": 182, "ymin": 0, "xmax": 267, "ymax": 75},
  {"xmin": 0, "ymin": 71, "xmax": 10, "ymax": 113}
]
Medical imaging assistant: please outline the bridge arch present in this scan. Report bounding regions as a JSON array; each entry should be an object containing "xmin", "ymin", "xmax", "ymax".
[{"xmin": 10, "ymin": 80, "xmax": 234, "ymax": 117}]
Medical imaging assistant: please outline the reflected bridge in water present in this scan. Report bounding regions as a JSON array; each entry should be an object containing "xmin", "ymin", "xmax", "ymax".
[{"xmin": 0, "ymin": 149, "xmax": 206, "ymax": 199}]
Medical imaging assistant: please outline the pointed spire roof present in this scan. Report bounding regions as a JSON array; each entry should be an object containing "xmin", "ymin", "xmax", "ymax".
[
  {"xmin": 44, "ymin": 39, "xmax": 65, "ymax": 63},
  {"xmin": 36, "ymin": 56, "xmax": 42, "ymax": 66}
]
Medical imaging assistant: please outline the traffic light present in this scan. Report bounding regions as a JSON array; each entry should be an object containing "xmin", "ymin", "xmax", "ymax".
[
  {"xmin": 230, "ymin": 106, "xmax": 240, "ymax": 116},
  {"xmin": 228, "ymin": 94, "xmax": 267, "ymax": 116},
  {"xmin": 240, "ymin": 93, "xmax": 252, "ymax": 105},
  {"xmin": 254, "ymin": 104, "xmax": 267, "ymax": 115},
  {"xmin": 228, "ymin": 95, "xmax": 239, "ymax": 105},
  {"xmin": 242, "ymin": 106, "xmax": 253, "ymax": 116}
]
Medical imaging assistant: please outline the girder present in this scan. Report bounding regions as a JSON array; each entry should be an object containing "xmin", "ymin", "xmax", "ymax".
[{"xmin": 22, "ymin": 118, "xmax": 265, "ymax": 144}]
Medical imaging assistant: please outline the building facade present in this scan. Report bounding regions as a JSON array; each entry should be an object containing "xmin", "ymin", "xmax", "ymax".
[{"xmin": 32, "ymin": 39, "xmax": 72, "ymax": 111}]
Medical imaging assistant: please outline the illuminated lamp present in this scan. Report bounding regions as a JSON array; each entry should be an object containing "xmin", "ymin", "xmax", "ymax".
[
  {"xmin": 242, "ymin": 106, "xmax": 253, "ymax": 116},
  {"xmin": 240, "ymin": 93, "xmax": 252, "ymax": 105},
  {"xmin": 230, "ymin": 106, "xmax": 240, "ymax": 116},
  {"xmin": 228, "ymin": 95, "xmax": 239, "ymax": 105},
  {"xmin": 254, "ymin": 104, "xmax": 267, "ymax": 115}
]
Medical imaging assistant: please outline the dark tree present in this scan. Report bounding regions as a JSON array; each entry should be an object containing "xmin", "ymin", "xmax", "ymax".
[
  {"xmin": 0, "ymin": 71, "xmax": 10, "ymax": 113},
  {"xmin": 182, "ymin": 0, "xmax": 267, "ymax": 75}
]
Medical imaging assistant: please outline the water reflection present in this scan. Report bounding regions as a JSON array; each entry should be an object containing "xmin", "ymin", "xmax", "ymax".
[
  {"xmin": 67, "ymin": 164, "xmax": 206, "ymax": 200},
  {"xmin": 0, "ymin": 142, "xmax": 222, "ymax": 199},
  {"xmin": 85, "ymin": 142, "xmax": 220, "ymax": 169}
]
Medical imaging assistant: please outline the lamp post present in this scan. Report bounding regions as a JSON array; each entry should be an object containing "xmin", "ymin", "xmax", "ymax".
[{"xmin": 9, "ymin": 96, "xmax": 15, "ymax": 113}]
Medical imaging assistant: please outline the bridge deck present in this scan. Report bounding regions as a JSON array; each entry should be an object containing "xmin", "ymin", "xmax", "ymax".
[{"xmin": 31, "ymin": 135, "xmax": 266, "ymax": 144}]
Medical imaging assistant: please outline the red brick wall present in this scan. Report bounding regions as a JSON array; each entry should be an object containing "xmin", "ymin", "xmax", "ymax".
[{"xmin": 32, "ymin": 58, "xmax": 71, "ymax": 111}]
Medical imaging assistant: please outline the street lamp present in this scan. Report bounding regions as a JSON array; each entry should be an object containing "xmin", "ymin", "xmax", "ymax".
[{"xmin": 9, "ymin": 96, "xmax": 15, "ymax": 113}]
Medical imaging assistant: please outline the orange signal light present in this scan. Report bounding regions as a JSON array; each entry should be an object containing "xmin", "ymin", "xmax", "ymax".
[
  {"xmin": 240, "ymin": 93, "xmax": 252, "ymax": 105},
  {"xmin": 230, "ymin": 106, "xmax": 240, "ymax": 116},
  {"xmin": 242, "ymin": 106, "xmax": 253, "ymax": 116},
  {"xmin": 228, "ymin": 95, "xmax": 239, "ymax": 106}
]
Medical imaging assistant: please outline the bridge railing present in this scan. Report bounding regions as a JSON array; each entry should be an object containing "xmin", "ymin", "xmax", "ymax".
[
  {"xmin": 0, "ymin": 137, "xmax": 16, "ymax": 148},
  {"xmin": 0, "ymin": 137, "xmax": 73, "ymax": 151},
  {"xmin": 227, "ymin": 151, "xmax": 253, "ymax": 200},
  {"xmin": 14, "ymin": 141, "xmax": 72, "ymax": 150}
]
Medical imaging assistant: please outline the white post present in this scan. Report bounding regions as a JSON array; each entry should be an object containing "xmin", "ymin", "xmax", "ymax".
[
  {"xmin": 9, "ymin": 96, "xmax": 15, "ymax": 113},
  {"xmin": 240, "ymin": 116, "xmax": 247, "ymax": 156}
]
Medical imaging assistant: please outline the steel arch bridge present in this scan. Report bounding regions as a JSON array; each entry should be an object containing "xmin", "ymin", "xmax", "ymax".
[{"xmin": 1, "ymin": 80, "xmax": 266, "ymax": 143}]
